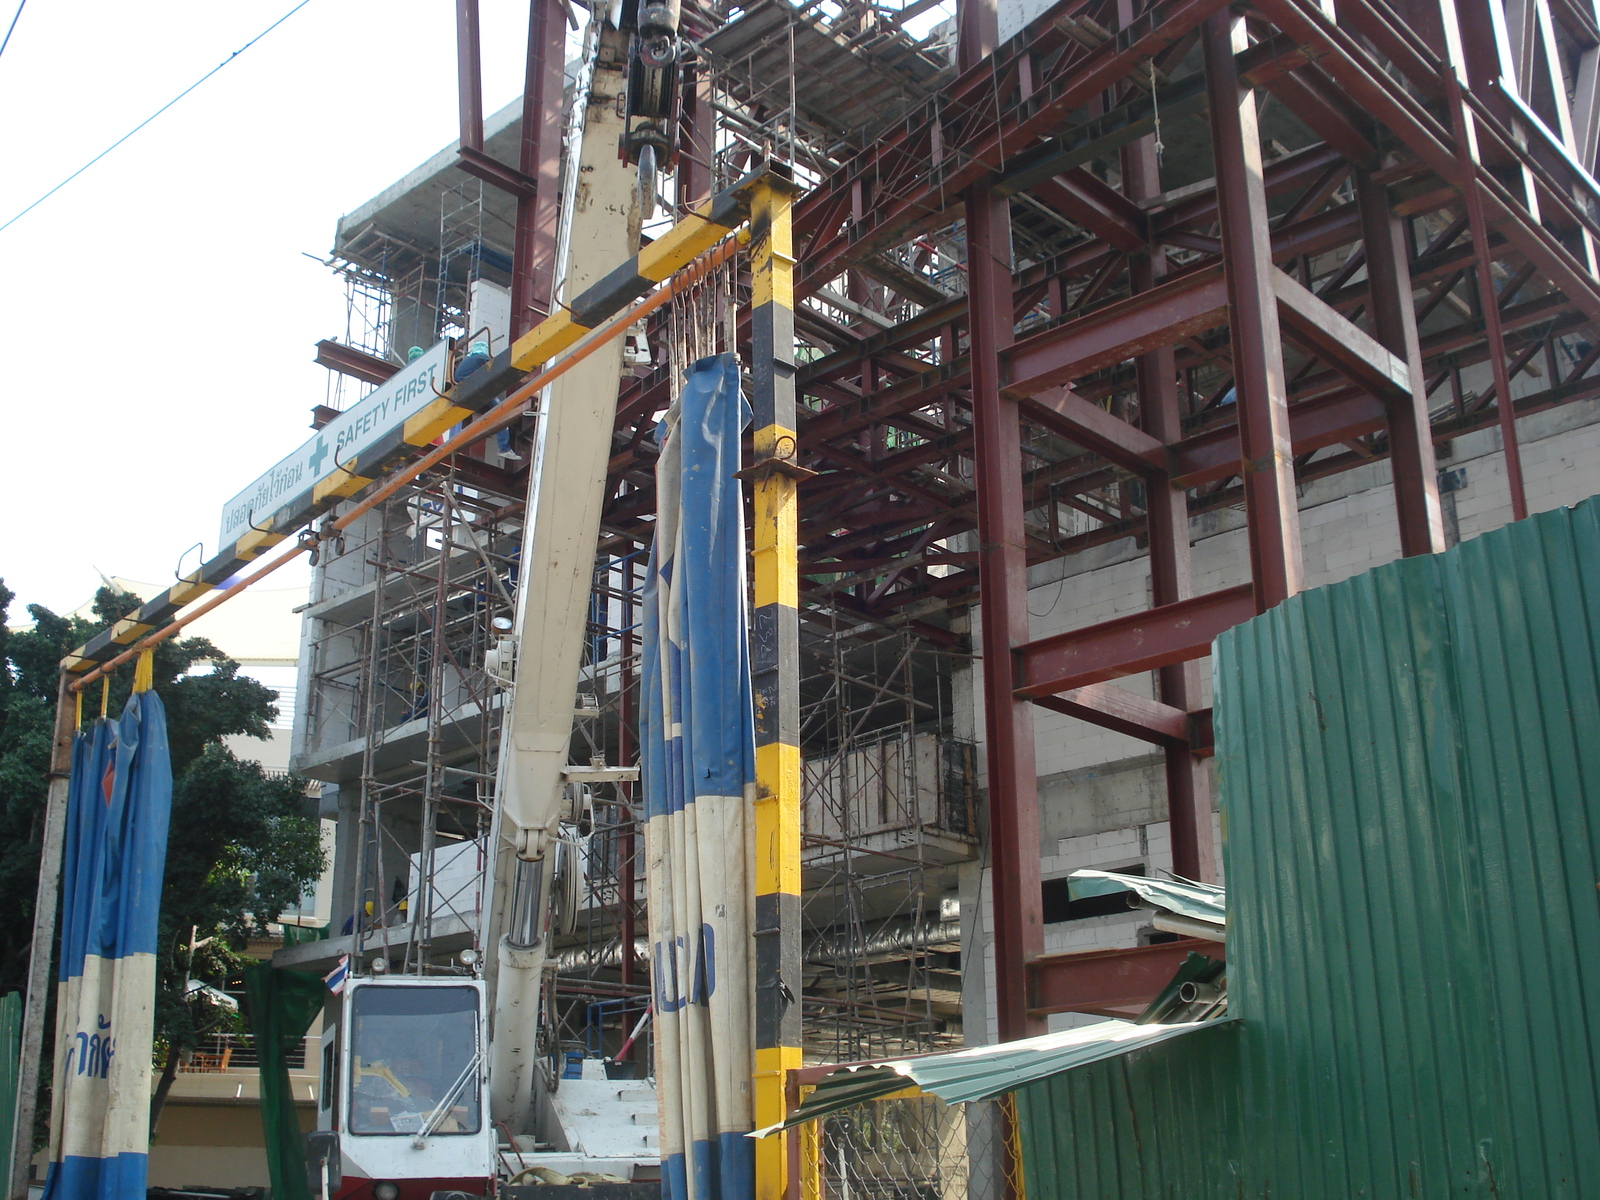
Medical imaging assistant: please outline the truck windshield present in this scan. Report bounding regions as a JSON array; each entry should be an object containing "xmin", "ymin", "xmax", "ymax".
[{"xmin": 348, "ymin": 985, "xmax": 482, "ymax": 1135}]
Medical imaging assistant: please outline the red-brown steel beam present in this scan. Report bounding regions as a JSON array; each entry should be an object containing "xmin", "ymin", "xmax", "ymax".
[
  {"xmin": 1170, "ymin": 387, "xmax": 1388, "ymax": 486},
  {"xmin": 1014, "ymin": 584, "xmax": 1257, "ymax": 697},
  {"xmin": 1270, "ymin": 267, "xmax": 1414, "ymax": 402},
  {"xmin": 797, "ymin": 0, "xmax": 1231, "ymax": 292},
  {"xmin": 456, "ymin": 0, "xmax": 485, "ymax": 153},
  {"xmin": 961, "ymin": 0, "xmax": 1043, "ymax": 1045},
  {"xmin": 1002, "ymin": 265, "xmax": 1231, "ymax": 397},
  {"xmin": 1357, "ymin": 168, "xmax": 1446, "ymax": 554},
  {"xmin": 1207, "ymin": 10, "xmax": 1302, "ymax": 611},
  {"xmin": 1445, "ymin": 71, "xmax": 1531, "ymax": 519},
  {"xmin": 1252, "ymin": 0, "xmax": 1600, "ymax": 328},
  {"xmin": 1031, "ymin": 169, "xmax": 1150, "ymax": 251},
  {"xmin": 511, "ymin": 0, "xmax": 566, "ymax": 336},
  {"xmin": 1029, "ymin": 940, "xmax": 1225, "ymax": 1018},
  {"xmin": 1032, "ymin": 683, "xmax": 1190, "ymax": 745},
  {"xmin": 1121, "ymin": 68, "xmax": 1216, "ymax": 882},
  {"xmin": 1018, "ymin": 386, "xmax": 1169, "ymax": 475},
  {"xmin": 969, "ymin": 181, "xmax": 1045, "ymax": 1041},
  {"xmin": 314, "ymin": 339, "xmax": 399, "ymax": 386}
]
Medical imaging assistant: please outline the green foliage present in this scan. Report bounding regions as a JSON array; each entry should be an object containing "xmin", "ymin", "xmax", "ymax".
[{"xmin": 0, "ymin": 579, "xmax": 326, "ymax": 1062}]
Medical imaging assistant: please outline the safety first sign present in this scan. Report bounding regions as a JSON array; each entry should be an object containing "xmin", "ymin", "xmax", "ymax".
[{"xmin": 220, "ymin": 341, "xmax": 450, "ymax": 549}]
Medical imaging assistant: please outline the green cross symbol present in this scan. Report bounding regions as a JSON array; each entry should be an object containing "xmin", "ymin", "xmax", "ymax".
[{"xmin": 308, "ymin": 437, "xmax": 329, "ymax": 475}]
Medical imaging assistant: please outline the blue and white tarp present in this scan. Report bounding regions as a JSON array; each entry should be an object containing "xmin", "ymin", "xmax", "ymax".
[
  {"xmin": 641, "ymin": 355, "xmax": 757, "ymax": 1200},
  {"xmin": 44, "ymin": 689, "xmax": 173, "ymax": 1200}
]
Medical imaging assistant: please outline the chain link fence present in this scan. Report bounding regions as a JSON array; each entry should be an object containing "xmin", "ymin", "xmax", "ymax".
[{"xmin": 799, "ymin": 1092, "xmax": 1024, "ymax": 1200}]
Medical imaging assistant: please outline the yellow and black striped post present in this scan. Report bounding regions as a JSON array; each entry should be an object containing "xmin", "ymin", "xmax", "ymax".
[{"xmin": 748, "ymin": 172, "xmax": 805, "ymax": 1200}]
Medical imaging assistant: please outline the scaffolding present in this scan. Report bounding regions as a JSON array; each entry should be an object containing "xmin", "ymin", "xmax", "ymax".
[
  {"xmin": 298, "ymin": 461, "xmax": 524, "ymax": 978},
  {"xmin": 797, "ymin": 617, "xmax": 975, "ymax": 1067}
]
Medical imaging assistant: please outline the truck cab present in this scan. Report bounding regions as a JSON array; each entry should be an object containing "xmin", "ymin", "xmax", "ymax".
[{"xmin": 314, "ymin": 978, "xmax": 494, "ymax": 1200}]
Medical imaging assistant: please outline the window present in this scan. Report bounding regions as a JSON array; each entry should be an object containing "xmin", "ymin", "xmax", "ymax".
[
  {"xmin": 1040, "ymin": 863, "xmax": 1147, "ymax": 924},
  {"xmin": 348, "ymin": 985, "xmax": 482, "ymax": 1136},
  {"xmin": 322, "ymin": 1041, "xmax": 335, "ymax": 1111}
]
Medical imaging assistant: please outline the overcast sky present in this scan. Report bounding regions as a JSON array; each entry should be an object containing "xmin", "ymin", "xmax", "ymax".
[{"xmin": 0, "ymin": 0, "xmax": 538, "ymax": 619}]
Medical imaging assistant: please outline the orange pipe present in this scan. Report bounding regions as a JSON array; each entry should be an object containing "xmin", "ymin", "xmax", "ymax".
[{"xmin": 68, "ymin": 236, "xmax": 739, "ymax": 693}]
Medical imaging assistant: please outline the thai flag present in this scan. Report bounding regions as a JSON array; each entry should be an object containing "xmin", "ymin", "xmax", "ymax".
[
  {"xmin": 641, "ymin": 355, "xmax": 757, "ymax": 1200},
  {"xmin": 43, "ymin": 688, "xmax": 172, "ymax": 1200},
  {"xmin": 324, "ymin": 955, "xmax": 350, "ymax": 995}
]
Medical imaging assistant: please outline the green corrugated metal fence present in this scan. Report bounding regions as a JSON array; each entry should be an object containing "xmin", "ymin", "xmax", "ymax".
[
  {"xmin": 0, "ymin": 992, "xmax": 19, "ymax": 1172},
  {"xmin": 1017, "ymin": 496, "xmax": 1600, "ymax": 1198}
]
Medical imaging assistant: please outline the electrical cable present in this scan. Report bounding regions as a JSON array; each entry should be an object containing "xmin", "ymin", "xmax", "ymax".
[
  {"xmin": 0, "ymin": 0, "xmax": 315, "ymax": 235},
  {"xmin": 0, "ymin": 0, "xmax": 27, "ymax": 62}
]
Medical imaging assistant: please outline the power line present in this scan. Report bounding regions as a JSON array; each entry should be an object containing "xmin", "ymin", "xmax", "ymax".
[
  {"xmin": 0, "ymin": 0, "xmax": 27, "ymax": 61},
  {"xmin": 0, "ymin": 0, "xmax": 316, "ymax": 235}
]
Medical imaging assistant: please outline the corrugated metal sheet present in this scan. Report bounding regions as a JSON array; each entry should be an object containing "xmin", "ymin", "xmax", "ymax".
[
  {"xmin": 757, "ymin": 1018, "xmax": 1234, "ymax": 1135},
  {"xmin": 1067, "ymin": 869, "xmax": 1226, "ymax": 925},
  {"xmin": 0, "ymin": 991, "xmax": 19, "ymax": 1171},
  {"xmin": 1017, "ymin": 1020, "xmax": 1241, "ymax": 1196},
  {"xmin": 1217, "ymin": 497, "xmax": 1600, "ymax": 1199},
  {"xmin": 1015, "ymin": 497, "xmax": 1600, "ymax": 1198}
]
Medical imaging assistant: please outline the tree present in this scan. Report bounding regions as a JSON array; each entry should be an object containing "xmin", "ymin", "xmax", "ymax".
[{"xmin": 0, "ymin": 580, "xmax": 326, "ymax": 1139}]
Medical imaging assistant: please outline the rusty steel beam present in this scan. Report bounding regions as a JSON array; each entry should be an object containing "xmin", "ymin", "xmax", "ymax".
[
  {"xmin": 1170, "ymin": 387, "xmax": 1387, "ymax": 486},
  {"xmin": 1019, "ymin": 387, "xmax": 1168, "ymax": 475},
  {"xmin": 1253, "ymin": 0, "xmax": 1600, "ymax": 329},
  {"xmin": 1119, "ymin": 67, "xmax": 1216, "ymax": 882},
  {"xmin": 1002, "ymin": 265, "xmax": 1230, "ymax": 397},
  {"xmin": 1357, "ymin": 168, "xmax": 1446, "ymax": 554},
  {"xmin": 456, "ymin": 0, "xmax": 485, "ymax": 153},
  {"xmin": 314, "ymin": 339, "xmax": 399, "ymax": 386},
  {"xmin": 456, "ymin": 146, "xmax": 538, "ymax": 198},
  {"xmin": 968, "ymin": 174, "xmax": 1045, "ymax": 1041},
  {"xmin": 1014, "ymin": 584, "xmax": 1257, "ymax": 697},
  {"xmin": 1029, "ymin": 940, "xmax": 1226, "ymax": 1018},
  {"xmin": 1207, "ymin": 11, "xmax": 1302, "ymax": 612},
  {"xmin": 1032, "ymin": 682, "xmax": 1189, "ymax": 745},
  {"xmin": 511, "ymin": 0, "xmax": 566, "ymax": 336},
  {"xmin": 795, "ymin": 0, "xmax": 1232, "ymax": 292},
  {"xmin": 1031, "ymin": 169, "xmax": 1150, "ymax": 251},
  {"xmin": 1270, "ymin": 266, "xmax": 1414, "ymax": 402}
]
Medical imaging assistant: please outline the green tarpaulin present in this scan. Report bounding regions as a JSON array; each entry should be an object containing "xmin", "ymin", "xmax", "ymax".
[{"xmin": 243, "ymin": 964, "xmax": 326, "ymax": 1200}]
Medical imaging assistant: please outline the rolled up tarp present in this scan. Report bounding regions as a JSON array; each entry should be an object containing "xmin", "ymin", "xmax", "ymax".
[
  {"xmin": 641, "ymin": 354, "xmax": 757, "ymax": 1200},
  {"xmin": 43, "ymin": 672, "xmax": 172, "ymax": 1200}
]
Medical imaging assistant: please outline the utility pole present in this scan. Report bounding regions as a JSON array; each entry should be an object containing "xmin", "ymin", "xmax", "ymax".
[{"xmin": 9, "ymin": 675, "xmax": 77, "ymax": 1199}]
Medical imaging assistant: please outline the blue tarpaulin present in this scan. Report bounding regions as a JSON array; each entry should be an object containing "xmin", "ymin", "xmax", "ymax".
[
  {"xmin": 641, "ymin": 354, "xmax": 757, "ymax": 1200},
  {"xmin": 44, "ymin": 681, "xmax": 172, "ymax": 1200}
]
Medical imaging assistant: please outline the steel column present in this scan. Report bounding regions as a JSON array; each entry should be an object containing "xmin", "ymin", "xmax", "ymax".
[
  {"xmin": 1357, "ymin": 169, "xmax": 1447, "ymax": 554},
  {"xmin": 1122, "ymin": 90, "xmax": 1215, "ymax": 882},
  {"xmin": 9, "ymin": 677, "xmax": 75, "ymax": 1200},
  {"xmin": 1205, "ymin": 11, "xmax": 1304, "ymax": 610},
  {"xmin": 456, "ymin": 0, "xmax": 486, "ymax": 153},
  {"xmin": 678, "ymin": 62, "xmax": 716, "ymax": 212},
  {"xmin": 749, "ymin": 178, "xmax": 803, "ymax": 1200},
  {"xmin": 969, "ymin": 193, "xmax": 1048, "ymax": 1041},
  {"xmin": 511, "ymin": 0, "xmax": 567, "ymax": 336},
  {"xmin": 1446, "ymin": 73, "xmax": 1531, "ymax": 519},
  {"xmin": 961, "ymin": 0, "xmax": 1044, "ymax": 1045}
]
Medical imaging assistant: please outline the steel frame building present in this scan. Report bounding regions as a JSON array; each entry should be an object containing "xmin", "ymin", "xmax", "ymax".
[{"xmin": 454, "ymin": 0, "xmax": 1600, "ymax": 1044}]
